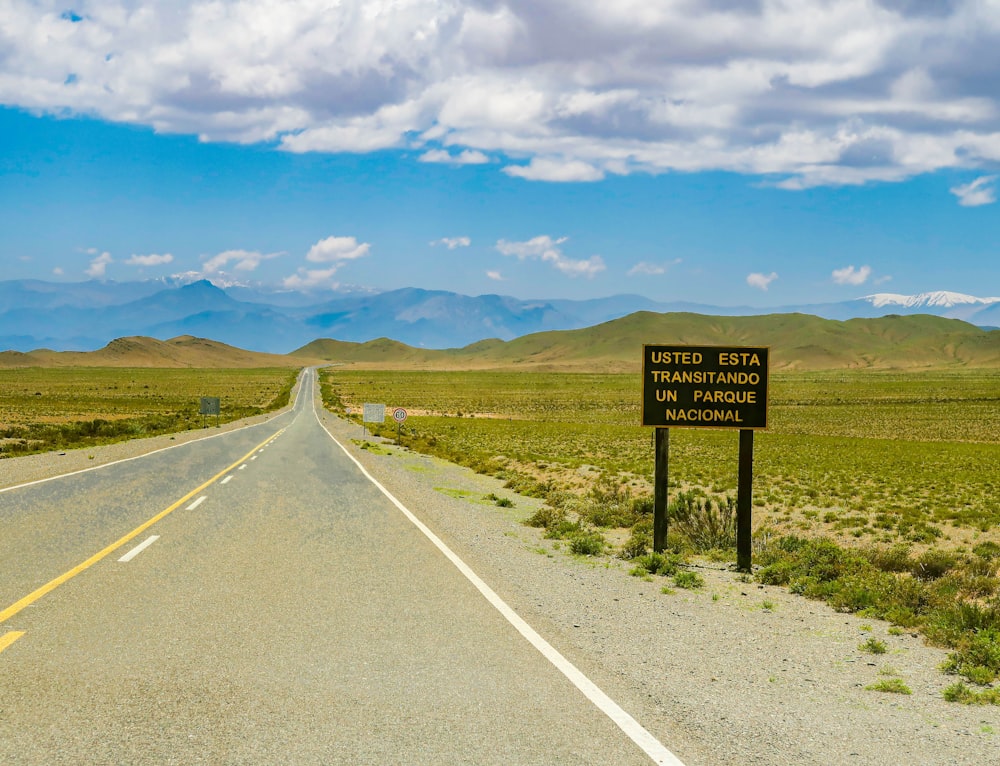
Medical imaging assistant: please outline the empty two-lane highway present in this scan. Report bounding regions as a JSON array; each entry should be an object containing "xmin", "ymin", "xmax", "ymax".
[{"xmin": 0, "ymin": 369, "xmax": 683, "ymax": 765}]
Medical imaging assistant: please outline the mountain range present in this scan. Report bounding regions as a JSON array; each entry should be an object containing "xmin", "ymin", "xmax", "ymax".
[{"xmin": 1, "ymin": 279, "xmax": 998, "ymax": 354}]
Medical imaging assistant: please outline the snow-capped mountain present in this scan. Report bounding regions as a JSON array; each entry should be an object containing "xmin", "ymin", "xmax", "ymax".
[{"xmin": 862, "ymin": 291, "xmax": 1000, "ymax": 309}]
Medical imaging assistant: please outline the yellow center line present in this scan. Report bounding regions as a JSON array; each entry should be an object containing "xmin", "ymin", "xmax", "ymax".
[
  {"xmin": 0, "ymin": 631, "xmax": 25, "ymax": 654},
  {"xmin": 0, "ymin": 429, "xmax": 284, "ymax": 626}
]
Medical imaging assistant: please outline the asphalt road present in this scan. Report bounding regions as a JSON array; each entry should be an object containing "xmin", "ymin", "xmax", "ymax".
[{"xmin": 0, "ymin": 369, "xmax": 681, "ymax": 765}]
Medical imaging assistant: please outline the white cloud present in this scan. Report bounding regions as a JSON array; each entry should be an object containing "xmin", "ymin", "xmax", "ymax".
[
  {"xmin": 832, "ymin": 264, "xmax": 873, "ymax": 286},
  {"xmin": 746, "ymin": 272, "xmax": 778, "ymax": 291},
  {"xmin": 52, "ymin": 266, "xmax": 64, "ymax": 276},
  {"xmin": 496, "ymin": 235, "xmax": 568, "ymax": 262},
  {"xmin": 486, "ymin": 270, "xmax": 504, "ymax": 281},
  {"xmin": 85, "ymin": 251, "xmax": 112, "ymax": 278},
  {"xmin": 431, "ymin": 236, "xmax": 471, "ymax": 249},
  {"xmin": 419, "ymin": 149, "xmax": 489, "ymax": 165},
  {"xmin": 305, "ymin": 236, "xmax": 370, "ymax": 264},
  {"xmin": 282, "ymin": 267, "xmax": 341, "ymax": 291},
  {"xmin": 628, "ymin": 259, "xmax": 681, "ymax": 277},
  {"xmin": 628, "ymin": 262, "xmax": 665, "ymax": 276},
  {"xmin": 203, "ymin": 249, "xmax": 283, "ymax": 273},
  {"xmin": 126, "ymin": 253, "xmax": 174, "ymax": 267},
  {"xmin": 503, "ymin": 158, "xmax": 604, "ymax": 183},
  {"xmin": 5, "ymin": 2, "xmax": 1000, "ymax": 187},
  {"xmin": 496, "ymin": 235, "xmax": 605, "ymax": 278},
  {"xmin": 950, "ymin": 176, "xmax": 997, "ymax": 207}
]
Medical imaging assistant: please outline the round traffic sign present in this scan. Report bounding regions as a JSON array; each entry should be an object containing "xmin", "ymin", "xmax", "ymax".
[{"xmin": 392, "ymin": 407, "xmax": 408, "ymax": 423}]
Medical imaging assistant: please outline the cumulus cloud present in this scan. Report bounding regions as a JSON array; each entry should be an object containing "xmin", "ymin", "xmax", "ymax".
[
  {"xmin": 486, "ymin": 270, "xmax": 504, "ymax": 281},
  {"xmin": 85, "ymin": 251, "xmax": 112, "ymax": 278},
  {"xmin": 6, "ymin": 2, "xmax": 1000, "ymax": 187},
  {"xmin": 496, "ymin": 235, "xmax": 605, "ymax": 278},
  {"xmin": 746, "ymin": 272, "xmax": 778, "ymax": 291},
  {"xmin": 430, "ymin": 237, "xmax": 471, "ymax": 249},
  {"xmin": 281, "ymin": 235, "xmax": 370, "ymax": 290},
  {"xmin": 628, "ymin": 258, "xmax": 681, "ymax": 277},
  {"xmin": 503, "ymin": 158, "xmax": 604, "ymax": 183},
  {"xmin": 126, "ymin": 253, "xmax": 174, "ymax": 266},
  {"xmin": 419, "ymin": 149, "xmax": 489, "ymax": 165},
  {"xmin": 950, "ymin": 176, "xmax": 997, "ymax": 207},
  {"xmin": 832, "ymin": 264, "xmax": 873, "ymax": 286},
  {"xmin": 305, "ymin": 236, "xmax": 370, "ymax": 264},
  {"xmin": 203, "ymin": 249, "xmax": 283, "ymax": 274},
  {"xmin": 282, "ymin": 267, "xmax": 341, "ymax": 291}
]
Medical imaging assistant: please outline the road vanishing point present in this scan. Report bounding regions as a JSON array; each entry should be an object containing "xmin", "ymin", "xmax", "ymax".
[{"xmin": 0, "ymin": 369, "xmax": 687, "ymax": 765}]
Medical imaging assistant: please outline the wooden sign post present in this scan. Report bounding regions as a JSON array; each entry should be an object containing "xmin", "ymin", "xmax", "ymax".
[{"xmin": 641, "ymin": 345, "xmax": 769, "ymax": 571}]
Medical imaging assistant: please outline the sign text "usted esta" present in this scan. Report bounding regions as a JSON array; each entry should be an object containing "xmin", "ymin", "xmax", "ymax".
[{"xmin": 642, "ymin": 345, "xmax": 769, "ymax": 429}]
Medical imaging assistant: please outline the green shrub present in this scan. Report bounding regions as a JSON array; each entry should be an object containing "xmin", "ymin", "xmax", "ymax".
[
  {"xmin": 669, "ymin": 491, "xmax": 736, "ymax": 552},
  {"xmin": 545, "ymin": 520, "xmax": 582, "ymax": 540},
  {"xmin": 673, "ymin": 571, "xmax": 705, "ymax": 590},
  {"xmin": 525, "ymin": 506, "xmax": 564, "ymax": 529},
  {"xmin": 859, "ymin": 638, "xmax": 888, "ymax": 654},
  {"xmin": 630, "ymin": 551, "xmax": 680, "ymax": 577},
  {"xmin": 620, "ymin": 526, "xmax": 652, "ymax": 560},
  {"xmin": 943, "ymin": 682, "xmax": 1000, "ymax": 705},
  {"xmin": 912, "ymin": 549, "xmax": 958, "ymax": 581},
  {"xmin": 865, "ymin": 678, "xmax": 911, "ymax": 694},
  {"xmin": 569, "ymin": 530, "xmax": 607, "ymax": 556}
]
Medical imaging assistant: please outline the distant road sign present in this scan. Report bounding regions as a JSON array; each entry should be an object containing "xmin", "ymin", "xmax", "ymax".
[
  {"xmin": 363, "ymin": 403, "xmax": 385, "ymax": 423},
  {"xmin": 392, "ymin": 407, "xmax": 408, "ymax": 423},
  {"xmin": 200, "ymin": 397, "xmax": 220, "ymax": 416}
]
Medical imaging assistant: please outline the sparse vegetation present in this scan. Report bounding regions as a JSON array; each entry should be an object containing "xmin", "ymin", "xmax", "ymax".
[
  {"xmin": 0, "ymin": 367, "xmax": 297, "ymax": 456},
  {"xmin": 865, "ymin": 678, "xmax": 912, "ymax": 695},
  {"xmin": 320, "ymin": 366, "xmax": 1000, "ymax": 700}
]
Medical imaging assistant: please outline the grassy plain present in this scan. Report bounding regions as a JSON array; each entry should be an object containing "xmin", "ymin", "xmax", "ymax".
[
  {"xmin": 322, "ymin": 367, "xmax": 1000, "ymax": 696},
  {"xmin": 322, "ymin": 368, "xmax": 1000, "ymax": 545},
  {"xmin": 0, "ymin": 367, "xmax": 297, "ymax": 455}
]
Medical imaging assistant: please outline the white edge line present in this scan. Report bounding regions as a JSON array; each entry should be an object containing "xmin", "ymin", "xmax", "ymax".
[
  {"xmin": 118, "ymin": 535, "xmax": 160, "ymax": 563},
  {"xmin": 312, "ymin": 405, "xmax": 685, "ymax": 766},
  {"xmin": 0, "ymin": 370, "xmax": 309, "ymax": 496},
  {"xmin": 186, "ymin": 496, "xmax": 207, "ymax": 510}
]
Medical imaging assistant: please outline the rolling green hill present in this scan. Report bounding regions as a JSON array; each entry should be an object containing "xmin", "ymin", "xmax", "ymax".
[{"xmin": 293, "ymin": 312, "xmax": 1000, "ymax": 371}]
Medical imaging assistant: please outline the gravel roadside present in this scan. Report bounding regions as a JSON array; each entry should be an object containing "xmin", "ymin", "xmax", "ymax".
[{"xmin": 3, "ymin": 391, "xmax": 996, "ymax": 765}]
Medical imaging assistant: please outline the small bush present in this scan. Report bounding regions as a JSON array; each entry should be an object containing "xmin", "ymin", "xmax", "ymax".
[
  {"xmin": 525, "ymin": 506, "xmax": 564, "ymax": 529},
  {"xmin": 941, "ymin": 628, "xmax": 1000, "ymax": 685},
  {"xmin": 673, "ymin": 571, "xmax": 705, "ymax": 590},
  {"xmin": 620, "ymin": 527, "xmax": 651, "ymax": 560},
  {"xmin": 943, "ymin": 682, "xmax": 1000, "ymax": 705},
  {"xmin": 545, "ymin": 520, "xmax": 582, "ymax": 540},
  {"xmin": 569, "ymin": 530, "xmax": 607, "ymax": 556},
  {"xmin": 630, "ymin": 551, "xmax": 681, "ymax": 577},
  {"xmin": 859, "ymin": 638, "xmax": 888, "ymax": 654},
  {"xmin": 669, "ymin": 491, "xmax": 736, "ymax": 552},
  {"xmin": 912, "ymin": 549, "xmax": 958, "ymax": 581},
  {"xmin": 865, "ymin": 678, "xmax": 911, "ymax": 695}
]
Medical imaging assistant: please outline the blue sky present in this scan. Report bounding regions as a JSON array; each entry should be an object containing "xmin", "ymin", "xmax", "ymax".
[{"xmin": 1, "ymin": 1, "xmax": 998, "ymax": 306}]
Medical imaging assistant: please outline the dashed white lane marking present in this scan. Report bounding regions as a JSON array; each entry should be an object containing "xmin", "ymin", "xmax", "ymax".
[
  {"xmin": 118, "ymin": 535, "xmax": 160, "ymax": 563},
  {"xmin": 238, "ymin": 464, "xmax": 247, "ymax": 471},
  {"xmin": 312, "ymin": 406, "xmax": 685, "ymax": 766},
  {"xmin": 250, "ymin": 456, "xmax": 257, "ymax": 461},
  {"xmin": 186, "ymin": 496, "xmax": 207, "ymax": 510},
  {"xmin": 220, "ymin": 475, "xmax": 233, "ymax": 485}
]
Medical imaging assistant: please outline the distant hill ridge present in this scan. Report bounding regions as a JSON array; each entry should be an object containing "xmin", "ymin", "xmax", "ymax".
[
  {"xmin": 2, "ymin": 313, "xmax": 997, "ymax": 371},
  {"xmin": 0, "ymin": 336, "xmax": 307, "ymax": 369},
  {"xmin": 294, "ymin": 312, "xmax": 1000, "ymax": 371}
]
